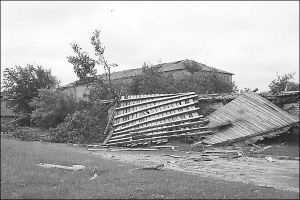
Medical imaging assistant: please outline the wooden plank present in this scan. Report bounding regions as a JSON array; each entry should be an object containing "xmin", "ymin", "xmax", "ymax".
[
  {"xmin": 113, "ymin": 116, "xmax": 206, "ymax": 135},
  {"xmin": 114, "ymin": 108, "xmax": 201, "ymax": 132},
  {"xmin": 107, "ymin": 128, "xmax": 213, "ymax": 144},
  {"xmin": 106, "ymin": 130, "xmax": 213, "ymax": 146},
  {"xmin": 115, "ymin": 92, "xmax": 196, "ymax": 111},
  {"xmin": 119, "ymin": 92, "xmax": 195, "ymax": 102},
  {"xmin": 113, "ymin": 101, "xmax": 197, "ymax": 127},
  {"xmin": 111, "ymin": 121, "xmax": 208, "ymax": 139},
  {"xmin": 102, "ymin": 97, "xmax": 120, "ymax": 145}
]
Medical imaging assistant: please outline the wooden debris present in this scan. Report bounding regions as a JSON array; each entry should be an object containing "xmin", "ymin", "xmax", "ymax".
[
  {"xmin": 171, "ymin": 146, "xmax": 177, "ymax": 151},
  {"xmin": 87, "ymin": 144, "xmax": 101, "ymax": 148},
  {"xmin": 151, "ymin": 145, "xmax": 178, "ymax": 148},
  {"xmin": 37, "ymin": 163, "xmax": 86, "ymax": 171},
  {"xmin": 265, "ymin": 156, "xmax": 274, "ymax": 162},
  {"xmin": 89, "ymin": 174, "xmax": 99, "ymax": 180},
  {"xmin": 103, "ymin": 92, "xmax": 210, "ymax": 147},
  {"xmin": 138, "ymin": 164, "xmax": 165, "ymax": 170},
  {"xmin": 203, "ymin": 150, "xmax": 241, "ymax": 154},
  {"xmin": 219, "ymin": 155, "xmax": 243, "ymax": 159},
  {"xmin": 86, "ymin": 148, "xmax": 108, "ymax": 151},
  {"xmin": 108, "ymin": 148, "xmax": 158, "ymax": 151},
  {"xmin": 250, "ymin": 146, "xmax": 272, "ymax": 154},
  {"xmin": 193, "ymin": 157, "xmax": 212, "ymax": 161},
  {"xmin": 162, "ymin": 154, "xmax": 183, "ymax": 158}
]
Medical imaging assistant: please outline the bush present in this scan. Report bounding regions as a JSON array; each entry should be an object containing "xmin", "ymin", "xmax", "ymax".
[
  {"xmin": 1, "ymin": 122, "xmax": 19, "ymax": 134},
  {"xmin": 30, "ymin": 89, "xmax": 80, "ymax": 129},
  {"xmin": 1, "ymin": 123, "xmax": 39, "ymax": 141}
]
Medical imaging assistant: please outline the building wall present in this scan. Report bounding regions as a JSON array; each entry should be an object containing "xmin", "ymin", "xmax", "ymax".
[{"xmin": 61, "ymin": 85, "xmax": 91, "ymax": 99}]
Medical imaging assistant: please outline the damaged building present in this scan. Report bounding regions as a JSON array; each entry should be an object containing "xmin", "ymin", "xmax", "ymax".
[{"xmin": 102, "ymin": 91, "xmax": 299, "ymax": 147}]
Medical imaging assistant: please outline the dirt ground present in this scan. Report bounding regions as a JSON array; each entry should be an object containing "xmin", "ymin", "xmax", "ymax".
[{"xmin": 86, "ymin": 145, "xmax": 299, "ymax": 193}]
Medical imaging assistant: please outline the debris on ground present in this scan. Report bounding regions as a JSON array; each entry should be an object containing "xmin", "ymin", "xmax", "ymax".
[
  {"xmin": 86, "ymin": 148, "xmax": 108, "ymax": 151},
  {"xmin": 138, "ymin": 164, "xmax": 165, "ymax": 170},
  {"xmin": 201, "ymin": 91, "xmax": 299, "ymax": 146},
  {"xmin": 86, "ymin": 144, "xmax": 101, "ymax": 148},
  {"xmin": 109, "ymin": 148, "xmax": 158, "ymax": 151},
  {"xmin": 162, "ymin": 154, "xmax": 183, "ymax": 158},
  {"xmin": 89, "ymin": 174, "xmax": 99, "ymax": 180},
  {"xmin": 265, "ymin": 156, "xmax": 274, "ymax": 162},
  {"xmin": 38, "ymin": 163, "xmax": 86, "ymax": 171},
  {"xmin": 250, "ymin": 145, "xmax": 272, "ymax": 154},
  {"xmin": 191, "ymin": 157, "xmax": 212, "ymax": 162}
]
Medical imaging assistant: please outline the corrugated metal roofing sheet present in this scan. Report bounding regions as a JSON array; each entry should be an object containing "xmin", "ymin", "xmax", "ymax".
[{"xmin": 202, "ymin": 91, "xmax": 299, "ymax": 145}]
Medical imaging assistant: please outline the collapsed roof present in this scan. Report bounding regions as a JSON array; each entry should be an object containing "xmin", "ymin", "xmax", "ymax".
[{"xmin": 201, "ymin": 91, "xmax": 299, "ymax": 146}]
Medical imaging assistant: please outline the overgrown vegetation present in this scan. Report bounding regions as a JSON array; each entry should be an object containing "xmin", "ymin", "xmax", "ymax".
[
  {"xmin": 1, "ymin": 123, "xmax": 40, "ymax": 141},
  {"xmin": 47, "ymin": 101, "xmax": 108, "ymax": 144},
  {"xmin": 30, "ymin": 89, "xmax": 80, "ymax": 129},
  {"xmin": 129, "ymin": 61, "xmax": 237, "ymax": 95}
]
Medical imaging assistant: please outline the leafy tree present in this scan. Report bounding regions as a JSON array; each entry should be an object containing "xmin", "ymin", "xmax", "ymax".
[
  {"xmin": 1, "ymin": 64, "xmax": 59, "ymax": 114},
  {"xmin": 30, "ymin": 89, "xmax": 80, "ymax": 129},
  {"xmin": 67, "ymin": 29, "xmax": 118, "ymax": 98},
  {"xmin": 269, "ymin": 72, "xmax": 299, "ymax": 94}
]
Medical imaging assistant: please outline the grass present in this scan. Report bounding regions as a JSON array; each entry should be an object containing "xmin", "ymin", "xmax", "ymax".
[{"xmin": 1, "ymin": 138, "xmax": 299, "ymax": 199}]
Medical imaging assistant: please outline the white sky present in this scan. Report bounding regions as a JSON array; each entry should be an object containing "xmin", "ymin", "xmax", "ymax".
[{"xmin": 1, "ymin": 1, "xmax": 299, "ymax": 92}]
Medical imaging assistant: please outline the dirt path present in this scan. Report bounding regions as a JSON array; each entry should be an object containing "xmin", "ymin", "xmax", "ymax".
[{"xmin": 88, "ymin": 150, "xmax": 299, "ymax": 193}]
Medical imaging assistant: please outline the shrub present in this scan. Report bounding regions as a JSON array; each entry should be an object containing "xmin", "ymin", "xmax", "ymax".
[
  {"xmin": 1, "ymin": 122, "xmax": 19, "ymax": 134},
  {"xmin": 47, "ymin": 100, "xmax": 108, "ymax": 144},
  {"xmin": 30, "ymin": 89, "xmax": 80, "ymax": 129},
  {"xmin": 0, "ymin": 123, "xmax": 39, "ymax": 141}
]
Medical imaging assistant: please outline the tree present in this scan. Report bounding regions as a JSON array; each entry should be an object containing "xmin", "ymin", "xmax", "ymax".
[
  {"xmin": 67, "ymin": 29, "xmax": 118, "ymax": 98},
  {"xmin": 269, "ymin": 72, "xmax": 299, "ymax": 94},
  {"xmin": 1, "ymin": 64, "xmax": 59, "ymax": 114}
]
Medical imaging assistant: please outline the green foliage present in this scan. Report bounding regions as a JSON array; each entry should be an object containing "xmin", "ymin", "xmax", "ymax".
[
  {"xmin": 30, "ymin": 89, "xmax": 80, "ymax": 129},
  {"xmin": 67, "ymin": 42, "xmax": 97, "ymax": 80},
  {"xmin": 67, "ymin": 29, "xmax": 118, "ymax": 99},
  {"xmin": 1, "ymin": 64, "xmax": 59, "ymax": 114},
  {"xmin": 183, "ymin": 60, "xmax": 202, "ymax": 73},
  {"xmin": 40, "ymin": 83, "xmax": 110, "ymax": 144},
  {"xmin": 1, "ymin": 123, "xmax": 19, "ymax": 134},
  {"xmin": 0, "ymin": 123, "xmax": 39, "ymax": 141},
  {"xmin": 129, "ymin": 62, "xmax": 170, "ymax": 94},
  {"xmin": 269, "ymin": 72, "xmax": 299, "ymax": 94},
  {"xmin": 47, "ymin": 102, "xmax": 108, "ymax": 144},
  {"xmin": 129, "ymin": 61, "xmax": 237, "ymax": 95}
]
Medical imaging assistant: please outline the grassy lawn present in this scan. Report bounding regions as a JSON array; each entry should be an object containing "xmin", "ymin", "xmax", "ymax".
[{"xmin": 1, "ymin": 138, "xmax": 299, "ymax": 199}]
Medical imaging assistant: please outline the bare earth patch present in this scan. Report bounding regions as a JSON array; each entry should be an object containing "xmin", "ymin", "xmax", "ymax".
[{"xmin": 88, "ymin": 149, "xmax": 299, "ymax": 193}]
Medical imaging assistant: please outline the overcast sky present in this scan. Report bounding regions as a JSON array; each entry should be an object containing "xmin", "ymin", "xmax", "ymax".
[{"xmin": 1, "ymin": 1, "xmax": 299, "ymax": 92}]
